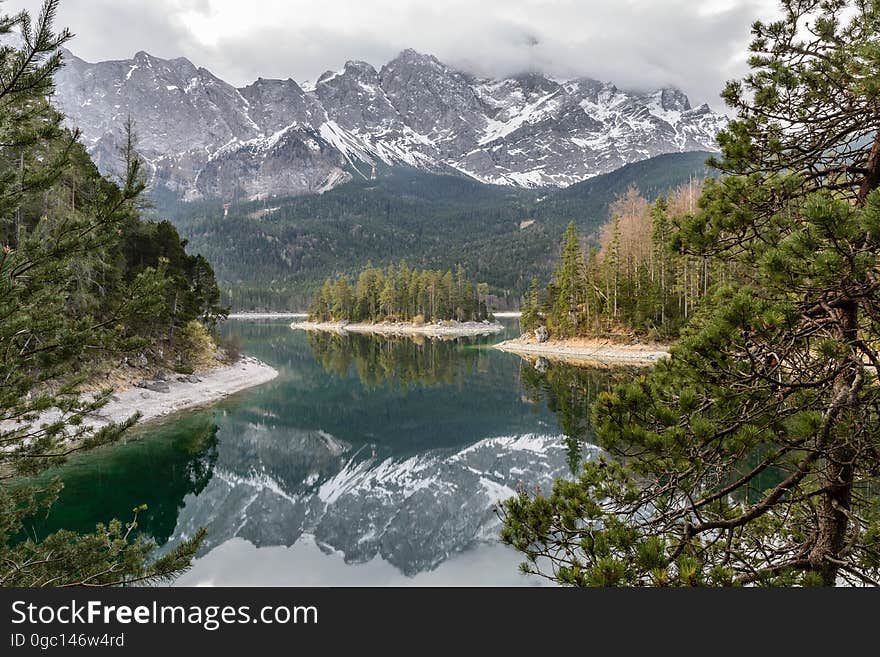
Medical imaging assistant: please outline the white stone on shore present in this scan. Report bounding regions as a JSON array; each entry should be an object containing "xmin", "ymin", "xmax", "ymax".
[
  {"xmin": 493, "ymin": 339, "xmax": 669, "ymax": 366},
  {"xmin": 93, "ymin": 357, "xmax": 278, "ymax": 428},
  {"xmin": 1, "ymin": 357, "xmax": 279, "ymax": 443}
]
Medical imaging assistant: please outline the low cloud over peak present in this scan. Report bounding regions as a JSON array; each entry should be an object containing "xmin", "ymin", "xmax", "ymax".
[{"xmin": 7, "ymin": 0, "xmax": 779, "ymax": 110}]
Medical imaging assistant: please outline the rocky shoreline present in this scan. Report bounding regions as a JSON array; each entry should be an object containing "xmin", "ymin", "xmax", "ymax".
[
  {"xmin": 493, "ymin": 335, "xmax": 669, "ymax": 366},
  {"xmin": 228, "ymin": 312, "xmax": 308, "ymax": 320},
  {"xmin": 90, "ymin": 356, "xmax": 279, "ymax": 429},
  {"xmin": 291, "ymin": 319, "xmax": 505, "ymax": 337},
  {"xmin": 2, "ymin": 356, "xmax": 280, "ymax": 442}
]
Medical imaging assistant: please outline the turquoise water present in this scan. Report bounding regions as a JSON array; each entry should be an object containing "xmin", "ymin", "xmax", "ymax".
[{"xmin": 28, "ymin": 318, "xmax": 625, "ymax": 585}]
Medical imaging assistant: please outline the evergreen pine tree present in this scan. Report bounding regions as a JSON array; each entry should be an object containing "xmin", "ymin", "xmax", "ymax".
[
  {"xmin": 0, "ymin": 1, "xmax": 207, "ymax": 586},
  {"xmin": 546, "ymin": 222, "xmax": 584, "ymax": 337},
  {"xmin": 521, "ymin": 277, "xmax": 541, "ymax": 332},
  {"xmin": 501, "ymin": 0, "xmax": 880, "ymax": 586}
]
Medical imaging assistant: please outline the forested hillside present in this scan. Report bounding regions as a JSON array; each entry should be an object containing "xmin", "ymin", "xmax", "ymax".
[
  {"xmin": 157, "ymin": 152, "xmax": 714, "ymax": 310},
  {"xmin": 2, "ymin": 120, "xmax": 227, "ymax": 369},
  {"xmin": 1, "ymin": 1, "xmax": 224, "ymax": 586}
]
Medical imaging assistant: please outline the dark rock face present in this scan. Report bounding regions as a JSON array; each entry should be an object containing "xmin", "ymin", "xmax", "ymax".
[
  {"xmin": 238, "ymin": 77, "xmax": 324, "ymax": 133},
  {"xmin": 53, "ymin": 48, "xmax": 727, "ymax": 200},
  {"xmin": 379, "ymin": 49, "xmax": 486, "ymax": 154},
  {"xmin": 195, "ymin": 125, "xmax": 351, "ymax": 200},
  {"xmin": 315, "ymin": 60, "xmax": 398, "ymax": 131}
]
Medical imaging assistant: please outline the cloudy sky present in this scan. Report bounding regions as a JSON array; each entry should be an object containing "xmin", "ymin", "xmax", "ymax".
[{"xmin": 6, "ymin": 0, "xmax": 780, "ymax": 108}]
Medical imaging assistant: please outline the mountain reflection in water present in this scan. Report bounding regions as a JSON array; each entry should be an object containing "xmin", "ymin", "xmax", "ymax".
[{"xmin": 27, "ymin": 319, "xmax": 627, "ymax": 585}]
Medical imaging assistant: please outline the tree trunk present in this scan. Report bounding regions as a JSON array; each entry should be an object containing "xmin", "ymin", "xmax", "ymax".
[
  {"xmin": 857, "ymin": 132, "xmax": 880, "ymax": 205},
  {"xmin": 810, "ymin": 299, "xmax": 858, "ymax": 585},
  {"xmin": 811, "ymin": 443, "xmax": 854, "ymax": 586},
  {"xmin": 795, "ymin": 138, "xmax": 869, "ymax": 581}
]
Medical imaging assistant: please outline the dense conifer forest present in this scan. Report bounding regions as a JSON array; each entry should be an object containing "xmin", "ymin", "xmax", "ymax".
[{"xmin": 308, "ymin": 262, "xmax": 492, "ymax": 323}]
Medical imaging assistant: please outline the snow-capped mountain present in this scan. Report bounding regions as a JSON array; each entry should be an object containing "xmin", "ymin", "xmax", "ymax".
[{"xmin": 53, "ymin": 47, "xmax": 726, "ymax": 200}]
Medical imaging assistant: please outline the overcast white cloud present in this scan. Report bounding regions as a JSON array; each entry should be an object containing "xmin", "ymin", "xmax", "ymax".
[{"xmin": 4, "ymin": 0, "xmax": 780, "ymax": 108}]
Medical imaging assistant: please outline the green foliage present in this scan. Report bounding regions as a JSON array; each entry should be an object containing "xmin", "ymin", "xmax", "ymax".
[
  {"xmin": 528, "ymin": 191, "xmax": 726, "ymax": 340},
  {"xmin": 520, "ymin": 277, "xmax": 542, "ymax": 332},
  {"xmin": 176, "ymin": 320, "xmax": 216, "ymax": 370},
  {"xmin": 120, "ymin": 218, "xmax": 226, "ymax": 337},
  {"xmin": 501, "ymin": 0, "xmax": 880, "ymax": 586},
  {"xmin": 1, "ymin": 498, "xmax": 207, "ymax": 586},
  {"xmin": 547, "ymin": 222, "xmax": 586, "ymax": 336},
  {"xmin": 309, "ymin": 261, "xmax": 492, "ymax": 323},
  {"xmin": 0, "ymin": 1, "xmax": 220, "ymax": 586},
  {"xmin": 709, "ymin": 0, "xmax": 880, "ymax": 215}
]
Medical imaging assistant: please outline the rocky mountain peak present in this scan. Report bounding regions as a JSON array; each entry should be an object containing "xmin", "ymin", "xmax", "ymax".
[
  {"xmin": 388, "ymin": 48, "xmax": 443, "ymax": 68},
  {"xmin": 655, "ymin": 87, "xmax": 691, "ymax": 112},
  {"xmin": 239, "ymin": 76, "xmax": 320, "ymax": 134},
  {"xmin": 510, "ymin": 72, "xmax": 561, "ymax": 96},
  {"xmin": 52, "ymin": 47, "xmax": 726, "ymax": 200},
  {"xmin": 344, "ymin": 59, "xmax": 379, "ymax": 76},
  {"xmin": 314, "ymin": 59, "xmax": 398, "ymax": 135},
  {"xmin": 379, "ymin": 49, "xmax": 484, "ymax": 144}
]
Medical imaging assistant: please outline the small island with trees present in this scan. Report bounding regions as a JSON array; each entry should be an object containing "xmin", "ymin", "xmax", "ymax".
[
  {"xmin": 293, "ymin": 262, "xmax": 504, "ymax": 337},
  {"xmin": 494, "ymin": 181, "xmax": 718, "ymax": 364}
]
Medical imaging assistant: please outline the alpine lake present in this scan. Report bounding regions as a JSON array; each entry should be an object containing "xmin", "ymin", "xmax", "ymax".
[{"xmin": 26, "ymin": 317, "xmax": 637, "ymax": 586}]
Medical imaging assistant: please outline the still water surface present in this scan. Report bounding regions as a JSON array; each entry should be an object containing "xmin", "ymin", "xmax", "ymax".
[{"xmin": 32, "ymin": 318, "xmax": 629, "ymax": 585}]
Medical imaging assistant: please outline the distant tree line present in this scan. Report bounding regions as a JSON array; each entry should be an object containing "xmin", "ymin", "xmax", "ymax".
[
  {"xmin": 309, "ymin": 262, "xmax": 492, "ymax": 323},
  {"xmin": 222, "ymin": 284, "xmax": 312, "ymax": 313},
  {"xmin": 521, "ymin": 182, "xmax": 735, "ymax": 340}
]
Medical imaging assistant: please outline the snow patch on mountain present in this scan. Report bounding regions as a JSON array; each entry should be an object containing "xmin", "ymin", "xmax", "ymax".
[{"xmin": 53, "ymin": 48, "xmax": 726, "ymax": 200}]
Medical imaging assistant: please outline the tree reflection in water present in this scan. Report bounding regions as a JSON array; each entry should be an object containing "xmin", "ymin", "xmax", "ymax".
[
  {"xmin": 308, "ymin": 331, "xmax": 635, "ymax": 473},
  {"xmin": 307, "ymin": 331, "xmax": 487, "ymax": 390},
  {"xmin": 519, "ymin": 357, "xmax": 633, "ymax": 473}
]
